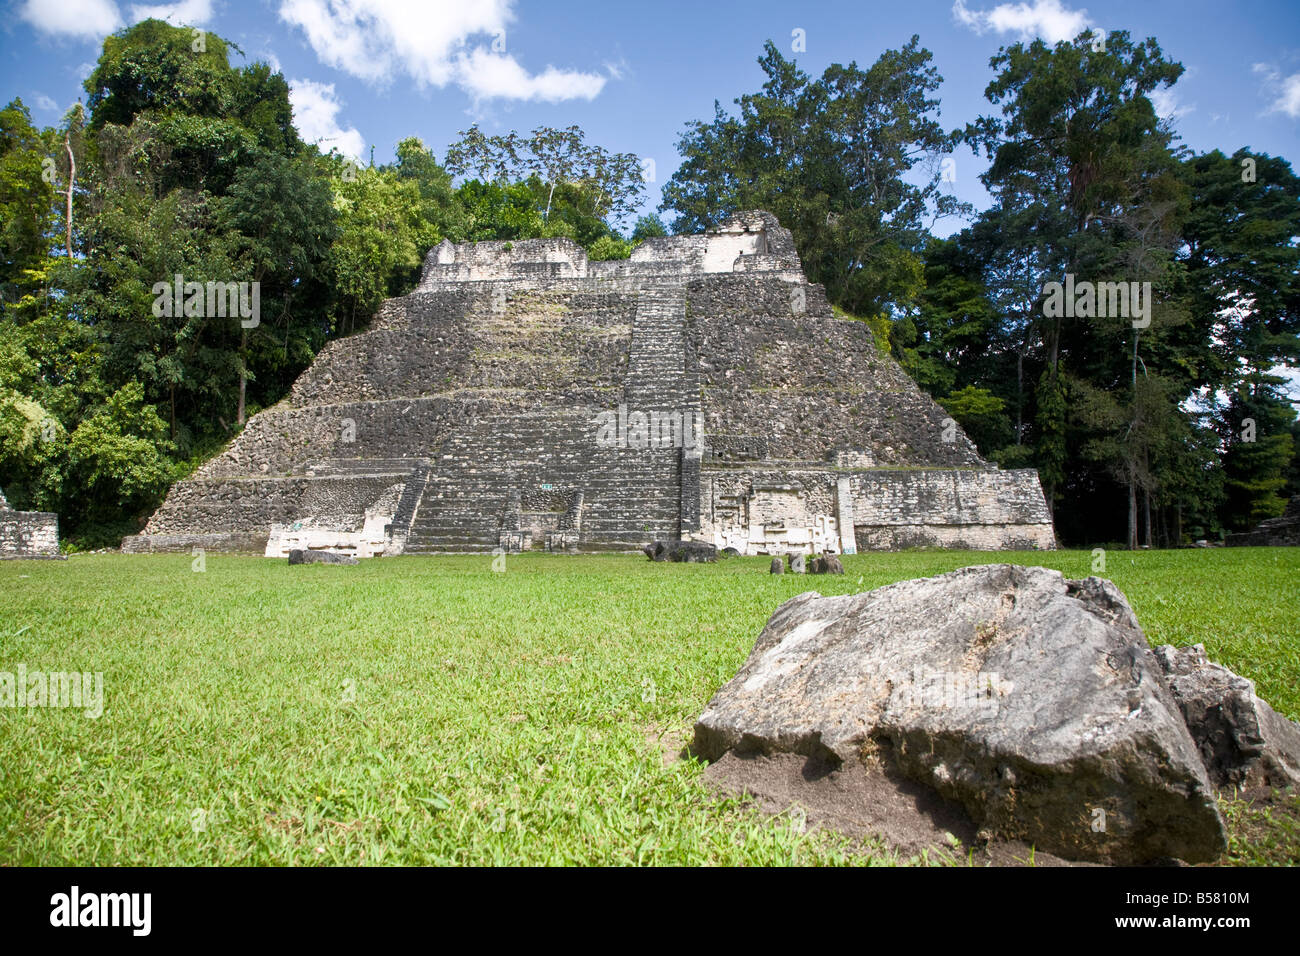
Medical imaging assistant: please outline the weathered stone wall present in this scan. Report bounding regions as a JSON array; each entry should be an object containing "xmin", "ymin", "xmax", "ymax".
[
  {"xmin": 700, "ymin": 210, "xmax": 802, "ymax": 274},
  {"xmin": 418, "ymin": 237, "xmax": 589, "ymax": 285},
  {"xmin": 0, "ymin": 511, "xmax": 61, "ymax": 558},
  {"xmin": 143, "ymin": 475, "xmax": 401, "ymax": 534},
  {"xmin": 628, "ymin": 235, "xmax": 707, "ymax": 271},
  {"xmin": 0, "ymin": 488, "xmax": 62, "ymax": 558},
  {"xmin": 1226, "ymin": 495, "xmax": 1300, "ymax": 547},
  {"xmin": 588, "ymin": 258, "xmax": 696, "ymax": 279},
  {"xmin": 401, "ymin": 410, "xmax": 684, "ymax": 551},
  {"xmin": 193, "ymin": 400, "xmax": 448, "ymax": 480},
  {"xmin": 122, "ymin": 531, "xmax": 268, "ymax": 554},
  {"xmin": 690, "ymin": 274, "xmax": 984, "ymax": 467},
  {"xmin": 698, "ymin": 466, "xmax": 1053, "ymax": 554},
  {"xmin": 850, "ymin": 469, "xmax": 1055, "ymax": 550}
]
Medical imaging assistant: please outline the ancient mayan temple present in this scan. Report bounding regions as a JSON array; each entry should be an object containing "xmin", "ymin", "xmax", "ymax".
[{"xmin": 124, "ymin": 211, "xmax": 1055, "ymax": 557}]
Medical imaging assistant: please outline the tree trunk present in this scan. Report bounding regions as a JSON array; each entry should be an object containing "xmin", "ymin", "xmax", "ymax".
[
  {"xmin": 237, "ymin": 328, "xmax": 247, "ymax": 426},
  {"xmin": 1015, "ymin": 348, "xmax": 1023, "ymax": 443},
  {"xmin": 1128, "ymin": 473, "xmax": 1138, "ymax": 550},
  {"xmin": 1143, "ymin": 488, "xmax": 1152, "ymax": 549},
  {"xmin": 1132, "ymin": 331, "xmax": 1139, "ymax": 390},
  {"xmin": 64, "ymin": 133, "xmax": 75, "ymax": 259}
]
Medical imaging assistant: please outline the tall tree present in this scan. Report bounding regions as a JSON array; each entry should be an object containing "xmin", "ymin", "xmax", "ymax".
[
  {"xmin": 965, "ymin": 30, "xmax": 1186, "ymax": 529},
  {"xmin": 58, "ymin": 104, "xmax": 86, "ymax": 260},
  {"xmin": 968, "ymin": 30, "xmax": 1183, "ymax": 367},
  {"xmin": 0, "ymin": 98, "xmax": 56, "ymax": 308},
  {"xmin": 445, "ymin": 125, "xmax": 644, "ymax": 229},
  {"xmin": 1218, "ymin": 383, "xmax": 1297, "ymax": 530},
  {"xmin": 326, "ymin": 160, "xmax": 421, "ymax": 339},
  {"xmin": 662, "ymin": 38, "xmax": 963, "ymax": 317},
  {"xmin": 220, "ymin": 153, "xmax": 336, "ymax": 422},
  {"xmin": 394, "ymin": 136, "xmax": 467, "ymax": 256},
  {"xmin": 1180, "ymin": 149, "xmax": 1300, "ymax": 528}
]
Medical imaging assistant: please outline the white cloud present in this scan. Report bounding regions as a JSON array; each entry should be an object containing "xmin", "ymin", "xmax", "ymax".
[
  {"xmin": 289, "ymin": 78, "xmax": 365, "ymax": 162},
  {"xmin": 32, "ymin": 93, "xmax": 60, "ymax": 113},
  {"xmin": 277, "ymin": 0, "xmax": 608, "ymax": 102},
  {"xmin": 129, "ymin": 0, "xmax": 213, "ymax": 25},
  {"xmin": 454, "ymin": 47, "xmax": 605, "ymax": 103},
  {"xmin": 1253, "ymin": 64, "xmax": 1300, "ymax": 119},
  {"xmin": 278, "ymin": 0, "xmax": 506, "ymax": 86},
  {"xmin": 18, "ymin": 0, "xmax": 122, "ymax": 40},
  {"xmin": 128, "ymin": 0, "xmax": 214, "ymax": 26},
  {"xmin": 1151, "ymin": 87, "xmax": 1193, "ymax": 122},
  {"xmin": 952, "ymin": 0, "xmax": 1092, "ymax": 44},
  {"xmin": 19, "ymin": 0, "xmax": 211, "ymax": 39},
  {"xmin": 602, "ymin": 58, "xmax": 629, "ymax": 83}
]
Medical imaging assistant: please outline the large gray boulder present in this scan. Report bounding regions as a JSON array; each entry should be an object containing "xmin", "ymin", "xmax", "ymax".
[
  {"xmin": 692, "ymin": 564, "xmax": 1227, "ymax": 864},
  {"xmin": 641, "ymin": 541, "xmax": 669, "ymax": 562},
  {"xmin": 677, "ymin": 541, "xmax": 718, "ymax": 563},
  {"xmin": 1153, "ymin": 643, "xmax": 1300, "ymax": 790},
  {"xmin": 641, "ymin": 540, "xmax": 717, "ymax": 563}
]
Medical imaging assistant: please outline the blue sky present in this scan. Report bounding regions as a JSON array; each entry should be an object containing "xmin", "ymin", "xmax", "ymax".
[{"xmin": 2, "ymin": 0, "xmax": 1298, "ymax": 233}]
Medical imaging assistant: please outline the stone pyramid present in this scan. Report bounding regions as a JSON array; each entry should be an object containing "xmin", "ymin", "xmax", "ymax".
[{"xmin": 125, "ymin": 211, "xmax": 1054, "ymax": 556}]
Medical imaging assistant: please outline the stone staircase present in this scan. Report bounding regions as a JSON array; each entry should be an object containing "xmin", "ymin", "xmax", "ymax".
[
  {"xmin": 625, "ymin": 282, "xmax": 702, "ymax": 534},
  {"xmin": 400, "ymin": 282, "xmax": 699, "ymax": 553},
  {"xmin": 402, "ymin": 416, "xmax": 515, "ymax": 551},
  {"xmin": 624, "ymin": 283, "xmax": 692, "ymax": 406},
  {"xmin": 401, "ymin": 412, "xmax": 683, "ymax": 552}
]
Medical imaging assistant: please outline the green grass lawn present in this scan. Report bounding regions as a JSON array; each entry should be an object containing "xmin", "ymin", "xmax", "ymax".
[{"xmin": 2, "ymin": 548, "xmax": 1297, "ymax": 866}]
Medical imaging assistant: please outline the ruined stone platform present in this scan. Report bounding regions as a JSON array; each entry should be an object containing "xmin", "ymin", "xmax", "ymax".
[
  {"xmin": 1226, "ymin": 495, "xmax": 1300, "ymax": 547},
  {"xmin": 0, "ymin": 487, "xmax": 63, "ymax": 559},
  {"xmin": 125, "ymin": 211, "xmax": 1055, "ymax": 556}
]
